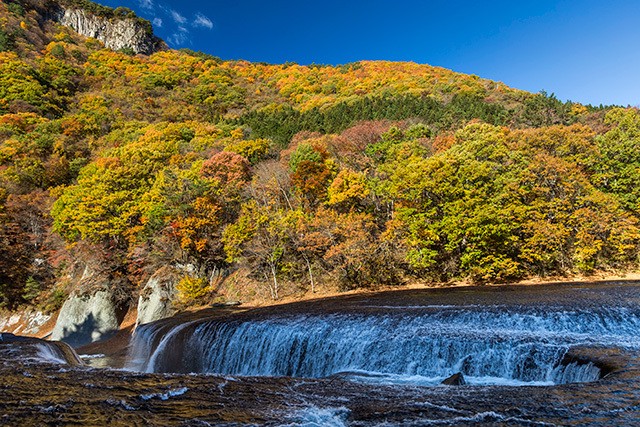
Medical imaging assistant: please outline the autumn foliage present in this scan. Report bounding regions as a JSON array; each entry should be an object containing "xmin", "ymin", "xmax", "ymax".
[{"xmin": 0, "ymin": 0, "xmax": 639, "ymax": 308}]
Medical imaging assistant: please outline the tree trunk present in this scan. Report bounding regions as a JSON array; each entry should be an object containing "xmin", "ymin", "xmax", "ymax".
[
  {"xmin": 304, "ymin": 255, "xmax": 315, "ymax": 293},
  {"xmin": 269, "ymin": 263, "xmax": 279, "ymax": 300}
]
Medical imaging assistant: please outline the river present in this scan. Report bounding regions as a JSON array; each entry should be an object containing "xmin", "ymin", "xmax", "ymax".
[{"xmin": 2, "ymin": 281, "xmax": 640, "ymax": 425}]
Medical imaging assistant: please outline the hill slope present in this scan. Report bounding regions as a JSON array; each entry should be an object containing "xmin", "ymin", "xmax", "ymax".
[{"xmin": 0, "ymin": 0, "xmax": 638, "ymax": 315}]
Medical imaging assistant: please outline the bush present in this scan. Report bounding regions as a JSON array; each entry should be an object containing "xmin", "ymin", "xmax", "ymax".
[
  {"xmin": 176, "ymin": 275, "xmax": 210, "ymax": 305},
  {"xmin": 117, "ymin": 47, "xmax": 136, "ymax": 56},
  {"xmin": 7, "ymin": 2, "xmax": 25, "ymax": 16},
  {"xmin": 289, "ymin": 143, "xmax": 322, "ymax": 172},
  {"xmin": 50, "ymin": 44, "xmax": 66, "ymax": 58},
  {"xmin": 22, "ymin": 276, "xmax": 41, "ymax": 302},
  {"xmin": 224, "ymin": 138, "xmax": 271, "ymax": 164},
  {"xmin": 39, "ymin": 288, "xmax": 67, "ymax": 313},
  {"xmin": 0, "ymin": 29, "xmax": 14, "ymax": 52}
]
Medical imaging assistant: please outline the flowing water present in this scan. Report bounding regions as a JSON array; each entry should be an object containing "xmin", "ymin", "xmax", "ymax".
[
  {"xmin": 4, "ymin": 281, "xmax": 640, "ymax": 426},
  {"xmin": 129, "ymin": 307, "xmax": 626, "ymax": 385},
  {"xmin": 127, "ymin": 284, "xmax": 640, "ymax": 389}
]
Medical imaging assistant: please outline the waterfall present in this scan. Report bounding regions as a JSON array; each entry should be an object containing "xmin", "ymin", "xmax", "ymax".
[
  {"xmin": 127, "ymin": 304, "xmax": 640, "ymax": 386},
  {"xmin": 0, "ymin": 334, "xmax": 84, "ymax": 366}
]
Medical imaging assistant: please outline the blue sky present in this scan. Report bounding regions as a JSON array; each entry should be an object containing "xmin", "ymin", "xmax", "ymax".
[{"xmin": 96, "ymin": 0, "xmax": 640, "ymax": 106}]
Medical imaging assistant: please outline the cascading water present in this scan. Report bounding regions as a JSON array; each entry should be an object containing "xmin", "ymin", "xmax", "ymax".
[
  {"xmin": 127, "ymin": 303, "xmax": 640, "ymax": 386},
  {"xmin": 5, "ymin": 284, "xmax": 640, "ymax": 426},
  {"xmin": 0, "ymin": 333, "xmax": 84, "ymax": 366}
]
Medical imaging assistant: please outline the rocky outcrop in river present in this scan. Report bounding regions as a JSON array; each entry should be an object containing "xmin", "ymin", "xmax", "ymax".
[
  {"xmin": 0, "ymin": 332, "xmax": 83, "ymax": 366},
  {"xmin": 136, "ymin": 267, "xmax": 179, "ymax": 328},
  {"xmin": 50, "ymin": 290, "xmax": 122, "ymax": 347}
]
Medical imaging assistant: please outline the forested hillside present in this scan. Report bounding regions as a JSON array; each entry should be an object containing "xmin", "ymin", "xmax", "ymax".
[{"xmin": 1, "ymin": 0, "xmax": 638, "ymax": 311}]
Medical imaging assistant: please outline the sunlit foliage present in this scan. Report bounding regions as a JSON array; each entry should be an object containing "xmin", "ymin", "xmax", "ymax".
[{"xmin": 0, "ymin": 0, "xmax": 636, "ymax": 307}]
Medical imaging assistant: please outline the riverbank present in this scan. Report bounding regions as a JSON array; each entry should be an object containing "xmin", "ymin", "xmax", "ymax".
[{"xmin": 224, "ymin": 270, "xmax": 640, "ymax": 309}]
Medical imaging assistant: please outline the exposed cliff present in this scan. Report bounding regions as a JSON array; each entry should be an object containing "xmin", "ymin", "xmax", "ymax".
[
  {"xmin": 53, "ymin": 6, "xmax": 165, "ymax": 54},
  {"xmin": 52, "ymin": 2, "xmax": 166, "ymax": 54},
  {"xmin": 12, "ymin": 0, "xmax": 166, "ymax": 55}
]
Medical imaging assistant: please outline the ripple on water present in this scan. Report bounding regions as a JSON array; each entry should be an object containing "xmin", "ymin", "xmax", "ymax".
[{"xmin": 279, "ymin": 406, "xmax": 350, "ymax": 427}]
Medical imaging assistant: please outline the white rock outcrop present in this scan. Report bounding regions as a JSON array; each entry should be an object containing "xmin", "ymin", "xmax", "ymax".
[
  {"xmin": 50, "ymin": 290, "xmax": 120, "ymax": 347},
  {"xmin": 136, "ymin": 268, "xmax": 179, "ymax": 328},
  {"xmin": 0, "ymin": 311, "xmax": 52, "ymax": 336},
  {"xmin": 55, "ymin": 8, "xmax": 163, "ymax": 54}
]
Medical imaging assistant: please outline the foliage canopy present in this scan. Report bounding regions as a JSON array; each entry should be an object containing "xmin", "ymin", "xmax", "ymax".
[{"xmin": 0, "ymin": 0, "xmax": 637, "ymax": 308}]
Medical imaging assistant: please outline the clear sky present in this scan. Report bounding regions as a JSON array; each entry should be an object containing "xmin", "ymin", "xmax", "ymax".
[{"xmin": 96, "ymin": 0, "xmax": 640, "ymax": 106}]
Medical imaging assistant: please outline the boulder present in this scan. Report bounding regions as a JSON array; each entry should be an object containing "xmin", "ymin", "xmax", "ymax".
[
  {"xmin": 136, "ymin": 269, "xmax": 179, "ymax": 328},
  {"xmin": 50, "ymin": 290, "xmax": 121, "ymax": 347},
  {"xmin": 441, "ymin": 372, "xmax": 466, "ymax": 386}
]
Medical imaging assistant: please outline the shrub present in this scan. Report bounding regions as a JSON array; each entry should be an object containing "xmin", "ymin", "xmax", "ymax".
[
  {"xmin": 41, "ymin": 288, "xmax": 67, "ymax": 314},
  {"xmin": 0, "ymin": 29, "xmax": 14, "ymax": 52},
  {"xmin": 176, "ymin": 275, "xmax": 210, "ymax": 305},
  {"xmin": 22, "ymin": 276, "xmax": 41, "ymax": 302},
  {"xmin": 117, "ymin": 47, "xmax": 135, "ymax": 56},
  {"xmin": 224, "ymin": 138, "xmax": 271, "ymax": 164},
  {"xmin": 50, "ymin": 44, "xmax": 66, "ymax": 58},
  {"xmin": 7, "ymin": 2, "xmax": 25, "ymax": 17}
]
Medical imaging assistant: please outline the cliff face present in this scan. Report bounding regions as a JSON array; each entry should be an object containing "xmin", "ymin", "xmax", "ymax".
[{"xmin": 53, "ymin": 6, "xmax": 164, "ymax": 54}]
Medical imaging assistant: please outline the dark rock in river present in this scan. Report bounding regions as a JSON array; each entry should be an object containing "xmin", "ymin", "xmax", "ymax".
[
  {"xmin": 0, "ymin": 333, "xmax": 83, "ymax": 366},
  {"xmin": 559, "ymin": 346, "xmax": 627, "ymax": 379},
  {"xmin": 441, "ymin": 372, "xmax": 466, "ymax": 385},
  {"xmin": 211, "ymin": 300, "xmax": 242, "ymax": 307},
  {"xmin": 0, "ymin": 332, "xmax": 27, "ymax": 342}
]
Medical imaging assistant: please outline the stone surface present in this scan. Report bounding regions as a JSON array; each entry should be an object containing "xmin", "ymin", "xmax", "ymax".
[
  {"xmin": 50, "ymin": 290, "xmax": 121, "ymax": 347},
  {"xmin": 54, "ymin": 7, "xmax": 164, "ymax": 54},
  {"xmin": 3, "ymin": 283, "xmax": 640, "ymax": 426},
  {"xmin": 0, "ymin": 333, "xmax": 83, "ymax": 366},
  {"xmin": 0, "ymin": 310, "xmax": 52, "ymax": 336},
  {"xmin": 136, "ymin": 269, "xmax": 179, "ymax": 328},
  {"xmin": 441, "ymin": 372, "xmax": 466, "ymax": 385}
]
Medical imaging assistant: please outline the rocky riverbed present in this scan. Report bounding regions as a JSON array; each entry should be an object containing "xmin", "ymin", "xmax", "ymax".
[{"xmin": 2, "ymin": 281, "xmax": 640, "ymax": 426}]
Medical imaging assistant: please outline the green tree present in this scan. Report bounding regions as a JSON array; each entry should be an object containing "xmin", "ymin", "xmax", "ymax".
[{"xmin": 592, "ymin": 108, "xmax": 640, "ymax": 212}]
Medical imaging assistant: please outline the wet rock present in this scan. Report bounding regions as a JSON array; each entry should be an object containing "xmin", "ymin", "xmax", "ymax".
[
  {"xmin": 51, "ymin": 290, "xmax": 121, "ymax": 347},
  {"xmin": 560, "ymin": 347, "xmax": 628, "ymax": 379},
  {"xmin": 441, "ymin": 372, "xmax": 466, "ymax": 385},
  {"xmin": 46, "ymin": 341, "xmax": 85, "ymax": 366},
  {"xmin": 211, "ymin": 300, "xmax": 242, "ymax": 307},
  {"xmin": 328, "ymin": 371, "xmax": 388, "ymax": 380},
  {"xmin": 0, "ymin": 334, "xmax": 83, "ymax": 366},
  {"xmin": 3, "ymin": 283, "xmax": 640, "ymax": 426},
  {"xmin": 136, "ymin": 268, "xmax": 179, "ymax": 328},
  {"xmin": 0, "ymin": 332, "xmax": 25, "ymax": 342}
]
